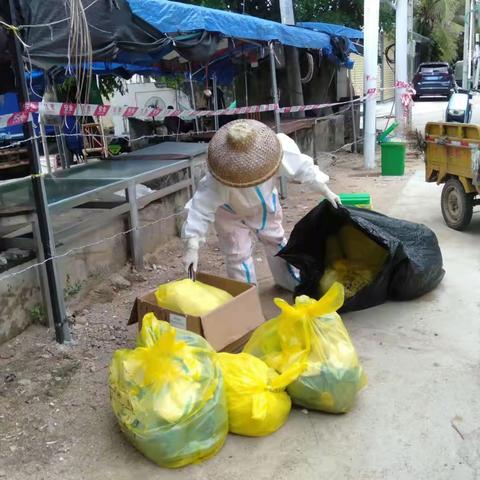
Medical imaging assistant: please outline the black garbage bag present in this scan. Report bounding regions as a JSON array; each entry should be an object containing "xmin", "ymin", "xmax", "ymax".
[{"xmin": 279, "ymin": 202, "xmax": 445, "ymax": 312}]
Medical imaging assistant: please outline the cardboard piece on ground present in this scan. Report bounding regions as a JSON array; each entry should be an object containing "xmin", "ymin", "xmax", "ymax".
[{"xmin": 128, "ymin": 272, "xmax": 265, "ymax": 352}]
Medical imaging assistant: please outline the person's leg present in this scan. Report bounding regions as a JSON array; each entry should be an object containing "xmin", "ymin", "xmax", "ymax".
[
  {"xmin": 254, "ymin": 206, "xmax": 300, "ymax": 291},
  {"xmin": 214, "ymin": 206, "xmax": 257, "ymax": 284}
]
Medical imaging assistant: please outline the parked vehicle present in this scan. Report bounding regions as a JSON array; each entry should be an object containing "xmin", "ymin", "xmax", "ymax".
[
  {"xmin": 445, "ymin": 91, "xmax": 472, "ymax": 123},
  {"xmin": 412, "ymin": 62, "xmax": 455, "ymax": 100},
  {"xmin": 425, "ymin": 122, "xmax": 480, "ymax": 230}
]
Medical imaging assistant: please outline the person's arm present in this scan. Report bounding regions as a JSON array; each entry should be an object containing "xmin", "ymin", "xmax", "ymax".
[
  {"xmin": 181, "ymin": 174, "xmax": 226, "ymax": 270},
  {"xmin": 277, "ymin": 133, "xmax": 341, "ymax": 207}
]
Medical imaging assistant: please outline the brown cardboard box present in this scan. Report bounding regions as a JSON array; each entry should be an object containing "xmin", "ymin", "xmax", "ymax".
[{"xmin": 128, "ymin": 272, "xmax": 265, "ymax": 352}]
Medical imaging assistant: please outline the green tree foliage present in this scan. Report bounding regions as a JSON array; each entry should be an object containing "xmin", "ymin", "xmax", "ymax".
[
  {"xmin": 57, "ymin": 75, "xmax": 125, "ymax": 102},
  {"xmin": 177, "ymin": 0, "xmax": 394, "ymax": 32},
  {"xmin": 179, "ymin": 0, "xmax": 464, "ymax": 63},
  {"xmin": 414, "ymin": 0, "xmax": 463, "ymax": 62},
  {"xmin": 180, "ymin": 0, "xmax": 280, "ymax": 19}
]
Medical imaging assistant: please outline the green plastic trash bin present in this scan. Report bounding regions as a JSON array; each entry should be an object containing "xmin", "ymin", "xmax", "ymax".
[{"xmin": 380, "ymin": 142, "xmax": 405, "ymax": 176}]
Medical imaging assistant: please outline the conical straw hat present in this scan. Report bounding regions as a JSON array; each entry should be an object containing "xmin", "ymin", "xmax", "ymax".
[{"xmin": 207, "ymin": 119, "xmax": 282, "ymax": 188}]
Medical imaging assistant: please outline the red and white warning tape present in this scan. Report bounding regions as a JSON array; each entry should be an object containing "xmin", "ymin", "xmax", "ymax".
[
  {"xmin": 394, "ymin": 81, "xmax": 416, "ymax": 119},
  {"xmin": 3, "ymin": 80, "xmax": 451, "ymax": 130},
  {"xmin": 425, "ymin": 135, "xmax": 480, "ymax": 149},
  {"xmin": 0, "ymin": 96, "xmax": 366, "ymax": 129}
]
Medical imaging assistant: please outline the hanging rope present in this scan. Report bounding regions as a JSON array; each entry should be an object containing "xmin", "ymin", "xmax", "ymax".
[
  {"xmin": 66, "ymin": 0, "xmax": 93, "ymax": 106},
  {"xmin": 301, "ymin": 52, "xmax": 314, "ymax": 84}
]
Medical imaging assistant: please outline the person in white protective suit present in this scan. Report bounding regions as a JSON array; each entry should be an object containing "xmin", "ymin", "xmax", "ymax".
[{"xmin": 182, "ymin": 119, "xmax": 340, "ymax": 291}]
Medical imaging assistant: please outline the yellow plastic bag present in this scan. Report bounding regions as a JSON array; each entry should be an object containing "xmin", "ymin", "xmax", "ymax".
[
  {"xmin": 109, "ymin": 314, "xmax": 228, "ymax": 468},
  {"xmin": 319, "ymin": 259, "xmax": 376, "ymax": 300},
  {"xmin": 155, "ymin": 279, "xmax": 233, "ymax": 316},
  {"xmin": 244, "ymin": 283, "xmax": 367, "ymax": 413},
  {"xmin": 319, "ymin": 225, "xmax": 389, "ymax": 299},
  {"xmin": 217, "ymin": 352, "xmax": 303, "ymax": 437}
]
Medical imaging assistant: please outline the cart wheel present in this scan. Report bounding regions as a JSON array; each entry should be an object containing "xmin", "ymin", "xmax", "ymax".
[{"xmin": 441, "ymin": 178, "xmax": 474, "ymax": 230}]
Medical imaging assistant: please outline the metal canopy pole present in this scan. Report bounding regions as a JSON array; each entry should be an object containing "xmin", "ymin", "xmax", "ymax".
[
  {"xmin": 126, "ymin": 182, "xmax": 143, "ymax": 271},
  {"xmin": 212, "ymin": 74, "xmax": 219, "ymax": 131},
  {"xmin": 47, "ymin": 74, "xmax": 70, "ymax": 170},
  {"xmin": 39, "ymin": 118, "xmax": 51, "ymax": 174},
  {"xmin": 188, "ymin": 64, "xmax": 200, "ymax": 133},
  {"xmin": 8, "ymin": 0, "xmax": 71, "ymax": 344},
  {"xmin": 347, "ymin": 69, "xmax": 358, "ymax": 153},
  {"xmin": 244, "ymin": 61, "xmax": 249, "ymax": 106},
  {"xmin": 269, "ymin": 42, "xmax": 287, "ymax": 199}
]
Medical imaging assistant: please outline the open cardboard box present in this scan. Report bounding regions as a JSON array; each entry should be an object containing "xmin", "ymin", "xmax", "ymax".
[{"xmin": 128, "ymin": 272, "xmax": 266, "ymax": 352}]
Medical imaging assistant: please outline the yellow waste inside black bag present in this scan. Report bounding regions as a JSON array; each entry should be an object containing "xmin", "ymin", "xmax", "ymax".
[
  {"xmin": 109, "ymin": 314, "xmax": 228, "ymax": 468},
  {"xmin": 218, "ymin": 353, "xmax": 303, "ymax": 437},
  {"xmin": 244, "ymin": 283, "xmax": 367, "ymax": 413},
  {"xmin": 155, "ymin": 279, "xmax": 233, "ymax": 316},
  {"xmin": 319, "ymin": 225, "xmax": 389, "ymax": 299}
]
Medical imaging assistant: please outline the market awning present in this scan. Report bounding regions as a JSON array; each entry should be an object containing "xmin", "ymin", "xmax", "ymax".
[
  {"xmin": 2, "ymin": 0, "xmax": 170, "ymax": 70},
  {"xmin": 127, "ymin": 0, "xmax": 333, "ymax": 51},
  {"xmin": 3, "ymin": 0, "xmax": 354, "ymax": 74},
  {"xmin": 297, "ymin": 22, "xmax": 364, "ymax": 40}
]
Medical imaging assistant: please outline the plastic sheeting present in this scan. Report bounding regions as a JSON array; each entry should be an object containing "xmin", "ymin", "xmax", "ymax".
[
  {"xmin": 5, "ymin": 0, "xmax": 356, "ymax": 89},
  {"xmin": 26, "ymin": 63, "xmax": 162, "ymax": 87},
  {"xmin": 0, "ymin": 94, "xmax": 23, "ymax": 141},
  {"xmin": 127, "ymin": 0, "xmax": 333, "ymax": 51},
  {"xmin": 298, "ymin": 22, "xmax": 360, "ymax": 57},
  {"xmin": 297, "ymin": 22, "xmax": 364, "ymax": 40},
  {"xmin": 6, "ymin": 0, "xmax": 170, "ymax": 69}
]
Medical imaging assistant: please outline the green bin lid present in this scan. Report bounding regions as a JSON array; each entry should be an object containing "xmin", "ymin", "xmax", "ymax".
[
  {"xmin": 339, "ymin": 193, "xmax": 371, "ymax": 205},
  {"xmin": 377, "ymin": 121, "xmax": 399, "ymax": 143}
]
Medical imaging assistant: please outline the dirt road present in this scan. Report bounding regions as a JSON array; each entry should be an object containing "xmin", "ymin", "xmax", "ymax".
[{"xmin": 4, "ymin": 148, "xmax": 464, "ymax": 480}]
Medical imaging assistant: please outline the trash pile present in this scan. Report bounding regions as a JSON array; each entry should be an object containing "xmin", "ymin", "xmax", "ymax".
[
  {"xmin": 110, "ymin": 281, "xmax": 366, "ymax": 468},
  {"xmin": 279, "ymin": 201, "xmax": 445, "ymax": 312}
]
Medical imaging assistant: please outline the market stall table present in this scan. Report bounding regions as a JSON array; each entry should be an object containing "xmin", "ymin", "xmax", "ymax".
[
  {"xmin": 119, "ymin": 141, "xmax": 207, "ymax": 160},
  {"xmin": 0, "ymin": 153, "xmax": 198, "ymax": 325}
]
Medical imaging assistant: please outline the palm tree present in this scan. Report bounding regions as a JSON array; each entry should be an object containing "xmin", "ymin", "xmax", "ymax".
[{"xmin": 415, "ymin": 0, "xmax": 464, "ymax": 62}]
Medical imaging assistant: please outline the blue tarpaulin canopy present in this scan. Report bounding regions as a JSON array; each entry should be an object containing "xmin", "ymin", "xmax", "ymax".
[
  {"xmin": 127, "ymin": 0, "xmax": 333, "ymax": 52},
  {"xmin": 297, "ymin": 22, "xmax": 363, "ymax": 40},
  {"xmin": 48, "ymin": 63, "xmax": 163, "ymax": 81}
]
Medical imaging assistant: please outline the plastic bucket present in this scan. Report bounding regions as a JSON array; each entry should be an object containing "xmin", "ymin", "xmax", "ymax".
[{"xmin": 380, "ymin": 142, "xmax": 405, "ymax": 176}]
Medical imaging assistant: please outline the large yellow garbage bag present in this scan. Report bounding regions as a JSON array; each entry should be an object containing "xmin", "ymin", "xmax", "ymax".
[
  {"xmin": 244, "ymin": 283, "xmax": 367, "ymax": 413},
  {"xmin": 109, "ymin": 314, "xmax": 228, "ymax": 468},
  {"xmin": 217, "ymin": 352, "xmax": 303, "ymax": 437},
  {"xmin": 155, "ymin": 279, "xmax": 233, "ymax": 316}
]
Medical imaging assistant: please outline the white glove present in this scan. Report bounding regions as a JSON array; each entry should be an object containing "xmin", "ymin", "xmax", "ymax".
[
  {"xmin": 183, "ymin": 247, "xmax": 199, "ymax": 273},
  {"xmin": 324, "ymin": 188, "xmax": 341, "ymax": 208},
  {"xmin": 316, "ymin": 183, "xmax": 341, "ymax": 208}
]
